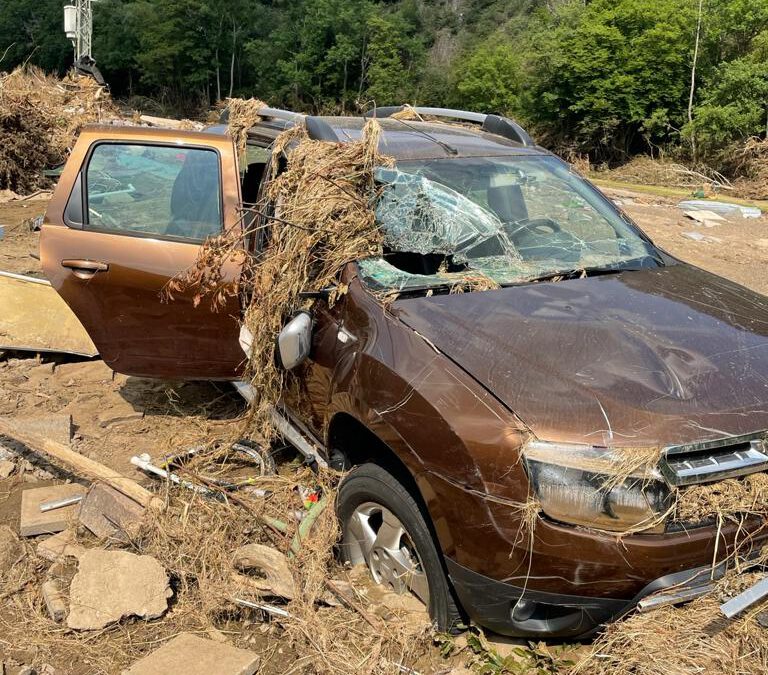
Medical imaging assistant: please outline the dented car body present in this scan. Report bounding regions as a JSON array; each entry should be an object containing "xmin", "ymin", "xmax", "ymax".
[{"xmin": 40, "ymin": 108, "xmax": 768, "ymax": 637}]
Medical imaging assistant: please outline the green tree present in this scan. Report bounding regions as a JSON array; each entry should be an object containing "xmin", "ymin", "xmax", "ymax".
[
  {"xmin": 453, "ymin": 41, "xmax": 525, "ymax": 115},
  {"xmin": 520, "ymin": 0, "xmax": 696, "ymax": 157},
  {"xmin": 0, "ymin": 0, "xmax": 72, "ymax": 74},
  {"xmin": 365, "ymin": 4, "xmax": 425, "ymax": 106},
  {"xmin": 687, "ymin": 46, "xmax": 768, "ymax": 155}
]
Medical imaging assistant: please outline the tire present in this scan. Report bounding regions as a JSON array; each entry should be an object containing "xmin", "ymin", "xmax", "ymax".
[{"xmin": 337, "ymin": 462, "xmax": 463, "ymax": 632}]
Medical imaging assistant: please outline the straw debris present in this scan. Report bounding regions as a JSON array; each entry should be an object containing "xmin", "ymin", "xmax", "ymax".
[
  {"xmin": 675, "ymin": 471, "xmax": 768, "ymax": 523},
  {"xmin": 0, "ymin": 65, "xmax": 120, "ymax": 193},
  {"xmin": 224, "ymin": 97, "xmax": 268, "ymax": 160},
  {"xmin": 170, "ymin": 113, "xmax": 391, "ymax": 441},
  {"xmin": 574, "ymin": 568, "xmax": 768, "ymax": 675}
]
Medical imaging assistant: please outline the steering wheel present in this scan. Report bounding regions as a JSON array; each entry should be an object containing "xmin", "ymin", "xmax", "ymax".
[{"xmin": 505, "ymin": 217, "xmax": 563, "ymax": 242}]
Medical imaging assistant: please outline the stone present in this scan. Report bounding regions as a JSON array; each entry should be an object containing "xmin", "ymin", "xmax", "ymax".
[
  {"xmin": 41, "ymin": 579, "xmax": 68, "ymax": 622},
  {"xmin": 19, "ymin": 484, "xmax": 86, "ymax": 537},
  {"xmin": 46, "ymin": 559, "xmax": 78, "ymax": 584},
  {"xmin": 36, "ymin": 529, "xmax": 86, "ymax": 562},
  {"xmin": 0, "ymin": 459, "xmax": 15, "ymax": 479},
  {"xmin": 67, "ymin": 550, "xmax": 172, "ymax": 630},
  {"xmin": 78, "ymin": 483, "xmax": 145, "ymax": 543},
  {"xmin": 0, "ymin": 525, "xmax": 24, "ymax": 573},
  {"xmin": 122, "ymin": 633, "xmax": 260, "ymax": 675}
]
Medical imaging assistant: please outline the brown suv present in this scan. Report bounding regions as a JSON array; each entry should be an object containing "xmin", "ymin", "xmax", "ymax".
[{"xmin": 40, "ymin": 106, "xmax": 768, "ymax": 638}]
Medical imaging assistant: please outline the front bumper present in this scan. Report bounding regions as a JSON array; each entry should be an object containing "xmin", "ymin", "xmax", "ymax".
[{"xmin": 447, "ymin": 558, "xmax": 723, "ymax": 639}]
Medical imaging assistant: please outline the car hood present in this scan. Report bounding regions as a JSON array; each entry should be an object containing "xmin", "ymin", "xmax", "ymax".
[{"xmin": 392, "ymin": 264, "xmax": 768, "ymax": 447}]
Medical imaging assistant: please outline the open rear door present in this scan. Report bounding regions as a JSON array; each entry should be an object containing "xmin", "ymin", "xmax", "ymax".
[{"xmin": 41, "ymin": 126, "xmax": 245, "ymax": 380}]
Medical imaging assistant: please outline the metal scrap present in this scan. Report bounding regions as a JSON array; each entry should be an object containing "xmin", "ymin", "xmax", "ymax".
[{"xmin": 0, "ymin": 270, "xmax": 98, "ymax": 356}]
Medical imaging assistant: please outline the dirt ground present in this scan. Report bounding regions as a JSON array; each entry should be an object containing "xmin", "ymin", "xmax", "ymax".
[{"xmin": 0, "ymin": 187, "xmax": 766, "ymax": 674}]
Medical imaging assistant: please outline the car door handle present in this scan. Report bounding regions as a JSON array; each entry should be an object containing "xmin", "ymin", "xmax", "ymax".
[{"xmin": 61, "ymin": 259, "xmax": 109, "ymax": 280}]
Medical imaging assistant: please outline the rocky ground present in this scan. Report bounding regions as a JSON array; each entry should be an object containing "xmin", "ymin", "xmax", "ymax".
[{"xmin": 0, "ymin": 188, "xmax": 766, "ymax": 674}]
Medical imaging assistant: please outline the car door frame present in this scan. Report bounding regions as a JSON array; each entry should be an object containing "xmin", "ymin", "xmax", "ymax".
[{"xmin": 41, "ymin": 125, "xmax": 246, "ymax": 380}]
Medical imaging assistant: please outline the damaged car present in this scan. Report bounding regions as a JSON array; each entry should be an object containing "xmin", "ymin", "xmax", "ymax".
[{"xmin": 39, "ymin": 106, "xmax": 768, "ymax": 637}]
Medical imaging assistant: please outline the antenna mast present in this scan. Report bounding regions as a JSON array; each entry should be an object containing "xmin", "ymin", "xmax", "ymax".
[{"xmin": 64, "ymin": 0, "xmax": 94, "ymax": 62}]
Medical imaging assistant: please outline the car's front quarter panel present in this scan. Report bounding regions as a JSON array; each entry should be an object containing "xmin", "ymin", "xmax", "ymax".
[{"xmin": 321, "ymin": 273, "xmax": 768, "ymax": 610}]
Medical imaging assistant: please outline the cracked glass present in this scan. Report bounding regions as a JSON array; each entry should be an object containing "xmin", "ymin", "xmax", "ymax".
[{"xmin": 360, "ymin": 156, "xmax": 660, "ymax": 292}]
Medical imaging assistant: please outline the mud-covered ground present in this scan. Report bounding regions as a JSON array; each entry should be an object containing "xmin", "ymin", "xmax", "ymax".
[{"xmin": 0, "ymin": 189, "xmax": 766, "ymax": 674}]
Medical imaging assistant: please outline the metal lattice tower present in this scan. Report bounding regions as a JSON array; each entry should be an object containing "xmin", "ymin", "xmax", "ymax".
[{"xmin": 64, "ymin": 0, "xmax": 94, "ymax": 62}]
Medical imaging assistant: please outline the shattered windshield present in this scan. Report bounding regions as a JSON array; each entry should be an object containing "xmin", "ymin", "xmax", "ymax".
[{"xmin": 359, "ymin": 156, "xmax": 660, "ymax": 292}]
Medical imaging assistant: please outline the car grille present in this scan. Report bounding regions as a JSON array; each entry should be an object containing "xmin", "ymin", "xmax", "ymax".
[{"xmin": 659, "ymin": 433, "xmax": 768, "ymax": 487}]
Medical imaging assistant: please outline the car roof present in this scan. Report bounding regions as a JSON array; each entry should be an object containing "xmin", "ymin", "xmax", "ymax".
[
  {"xmin": 318, "ymin": 116, "xmax": 549, "ymax": 160},
  {"xmin": 244, "ymin": 114, "xmax": 550, "ymax": 161}
]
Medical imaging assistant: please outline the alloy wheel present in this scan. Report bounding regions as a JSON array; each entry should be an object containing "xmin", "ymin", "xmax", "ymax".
[{"xmin": 344, "ymin": 501, "xmax": 430, "ymax": 606}]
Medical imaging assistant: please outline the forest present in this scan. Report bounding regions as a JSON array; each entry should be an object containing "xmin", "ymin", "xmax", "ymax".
[{"xmin": 0, "ymin": 0, "xmax": 767, "ymax": 165}]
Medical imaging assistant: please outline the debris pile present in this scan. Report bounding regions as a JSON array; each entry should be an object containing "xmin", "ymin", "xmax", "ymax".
[
  {"xmin": 728, "ymin": 136, "xmax": 768, "ymax": 200},
  {"xmin": 576, "ymin": 565, "xmax": 768, "ymax": 675},
  {"xmin": 0, "ymin": 66, "xmax": 120, "ymax": 193},
  {"xmin": 169, "ymin": 114, "xmax": 389, "ymax": 441}
]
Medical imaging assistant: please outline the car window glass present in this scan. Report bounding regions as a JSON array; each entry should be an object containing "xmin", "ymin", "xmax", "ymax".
[
  {"xmin": 360, "ymin": 156, "xmax": 658, "ymax": 291},
  {"xmin": 85, "ymin": 144, "xmax": 222, "ymax": 241}
]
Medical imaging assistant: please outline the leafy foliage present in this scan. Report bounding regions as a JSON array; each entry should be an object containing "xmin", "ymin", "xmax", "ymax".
[{"xmin": 0, "ymin": 0, "xmax": 766, "ymax": 162}]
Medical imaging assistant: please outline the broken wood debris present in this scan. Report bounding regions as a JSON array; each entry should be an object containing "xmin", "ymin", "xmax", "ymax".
[
  {"xmin": 19, "ymin": 484, "xmax": 86, "ymax": 536},
  {"xmin": 0, "ymin": 416, "xmax": 163, "ymax": 510}
]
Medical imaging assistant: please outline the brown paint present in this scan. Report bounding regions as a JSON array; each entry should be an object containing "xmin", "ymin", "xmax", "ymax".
[{"xmin": 42, "ymin": 127, "xmax": 245, "ymax": 379}]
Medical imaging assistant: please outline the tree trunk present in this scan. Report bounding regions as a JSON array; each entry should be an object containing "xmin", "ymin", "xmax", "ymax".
[
  {"xmin": 215, "ymin": 47, "xmax": 221, "ymax": 102},
  {"xmin": 229, "ymin": 18, "xmax": 237, "ymax": 99},
  {"xmin": 688, "ymin": 0, "xmax": 704, "ymax": 162}
]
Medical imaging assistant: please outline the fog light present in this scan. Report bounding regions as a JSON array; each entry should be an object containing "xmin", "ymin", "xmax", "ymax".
[{"xmin": 512, "ymin": 598, "xmax": 537, "ymax": 622}]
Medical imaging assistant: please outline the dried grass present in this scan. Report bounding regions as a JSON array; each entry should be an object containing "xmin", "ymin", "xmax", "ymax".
[
  {"xmin": 224, "ymin": 97, "xmax": 268, "ymax": 161},
  {"xmin": 573, "ymin": 569, "xmax": 768, "ymax": 675},
  {"xmin": 0, "ymin": 462, "xmax": 434, "ymax": 674},
  {"xmin": 676, "ymin": 472, "xmax": 768, "ymax": 523},
  {"xmin": 0, "ymin": 65, "xmax": 120, "ymax": 193},
  {"xmin": 170, "ymin": 114, "xmax": 391, "ymax": 442},
  {"xmin": 597, "ymin": 156, "xmax": 733, "ymax": 193},
  {"xmin": 727, "ymin": 136, "xmax": 768, "ymax": 200}
]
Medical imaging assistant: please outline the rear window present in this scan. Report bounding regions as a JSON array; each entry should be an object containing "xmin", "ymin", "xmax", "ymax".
[{"xmin": 84, "ymin": 143, "xmax": 222, "ymax": 241}]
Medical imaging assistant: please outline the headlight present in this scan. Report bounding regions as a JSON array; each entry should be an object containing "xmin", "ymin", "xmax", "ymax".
[{"xmin": 523, "ymin": 440, "xmax": 672, "ymax": 533}]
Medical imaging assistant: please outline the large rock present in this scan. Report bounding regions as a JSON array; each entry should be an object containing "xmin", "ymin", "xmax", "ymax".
[
  {"xmin": 122, "ymin": 633, "xmax": 260, "ymax": 675},
  {"xmin": 67, "ymin": 550, "xmax": 172, "ymax": 630}
]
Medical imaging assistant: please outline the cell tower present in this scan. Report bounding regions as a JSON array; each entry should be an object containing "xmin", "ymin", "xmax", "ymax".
[
  {"xmin": 64, "ymin": 1, "xmax": 93, "ymax": 62},
  {"xmin": 64, "ymin": 1, "xmax": 104, "ymax": 84}
]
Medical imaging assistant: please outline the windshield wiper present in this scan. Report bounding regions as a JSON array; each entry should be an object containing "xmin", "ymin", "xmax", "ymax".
[
  {"xmin": 514, "ymin": 263, "xmax": 648, "ymax": 286},
  {"xmin": 393, "ymin": 119, "xmax": 459, "ymax": 156}
]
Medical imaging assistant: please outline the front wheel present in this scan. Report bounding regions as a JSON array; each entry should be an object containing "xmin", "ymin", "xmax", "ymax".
[{"xmin": 337, "ymin": 463, "xmax": 463, "ymax": 631}]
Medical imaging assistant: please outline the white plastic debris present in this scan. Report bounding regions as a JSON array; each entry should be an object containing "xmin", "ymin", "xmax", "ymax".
[{"xmin": 678, "ymin": 200, "xmax": 762, "ymax": 219}]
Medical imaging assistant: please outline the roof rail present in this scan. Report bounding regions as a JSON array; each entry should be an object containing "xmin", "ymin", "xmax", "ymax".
[
  {"xmin": 364, "ymin": 105, "xmax": 534, "ymax": 147},
  {"xmin": 219, "ymin": 105, "xmax": 339, "ymax": 142},
  {"xmin": 258, "ymin": 107, "xmax": 303, "ymax": 122}
]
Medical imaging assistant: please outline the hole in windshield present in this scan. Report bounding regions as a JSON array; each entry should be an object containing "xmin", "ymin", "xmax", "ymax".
[{"xmin": 360, "ymin": 156, "xmax": 660, "ymax": 293}]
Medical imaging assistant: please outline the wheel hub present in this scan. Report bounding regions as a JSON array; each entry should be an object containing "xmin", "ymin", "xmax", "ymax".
[{"xmin": 344, "ymin": 501, "xmax": 430, "ymax": 606}]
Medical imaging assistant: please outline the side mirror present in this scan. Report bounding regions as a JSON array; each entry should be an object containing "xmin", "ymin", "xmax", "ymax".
[{"xmin": 277, "ymin": 311, "xmax": 313, "ymax": 370}]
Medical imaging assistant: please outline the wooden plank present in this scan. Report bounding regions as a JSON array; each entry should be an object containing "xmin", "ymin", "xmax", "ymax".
[{"xmin": 0, "ymin": 416, "xmax": 163, "ymax": 510}]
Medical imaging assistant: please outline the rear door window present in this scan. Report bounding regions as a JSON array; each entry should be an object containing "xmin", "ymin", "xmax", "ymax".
[{"xmin": 85, "ymin": 143, "xmax": 222, "ymax": 241}]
